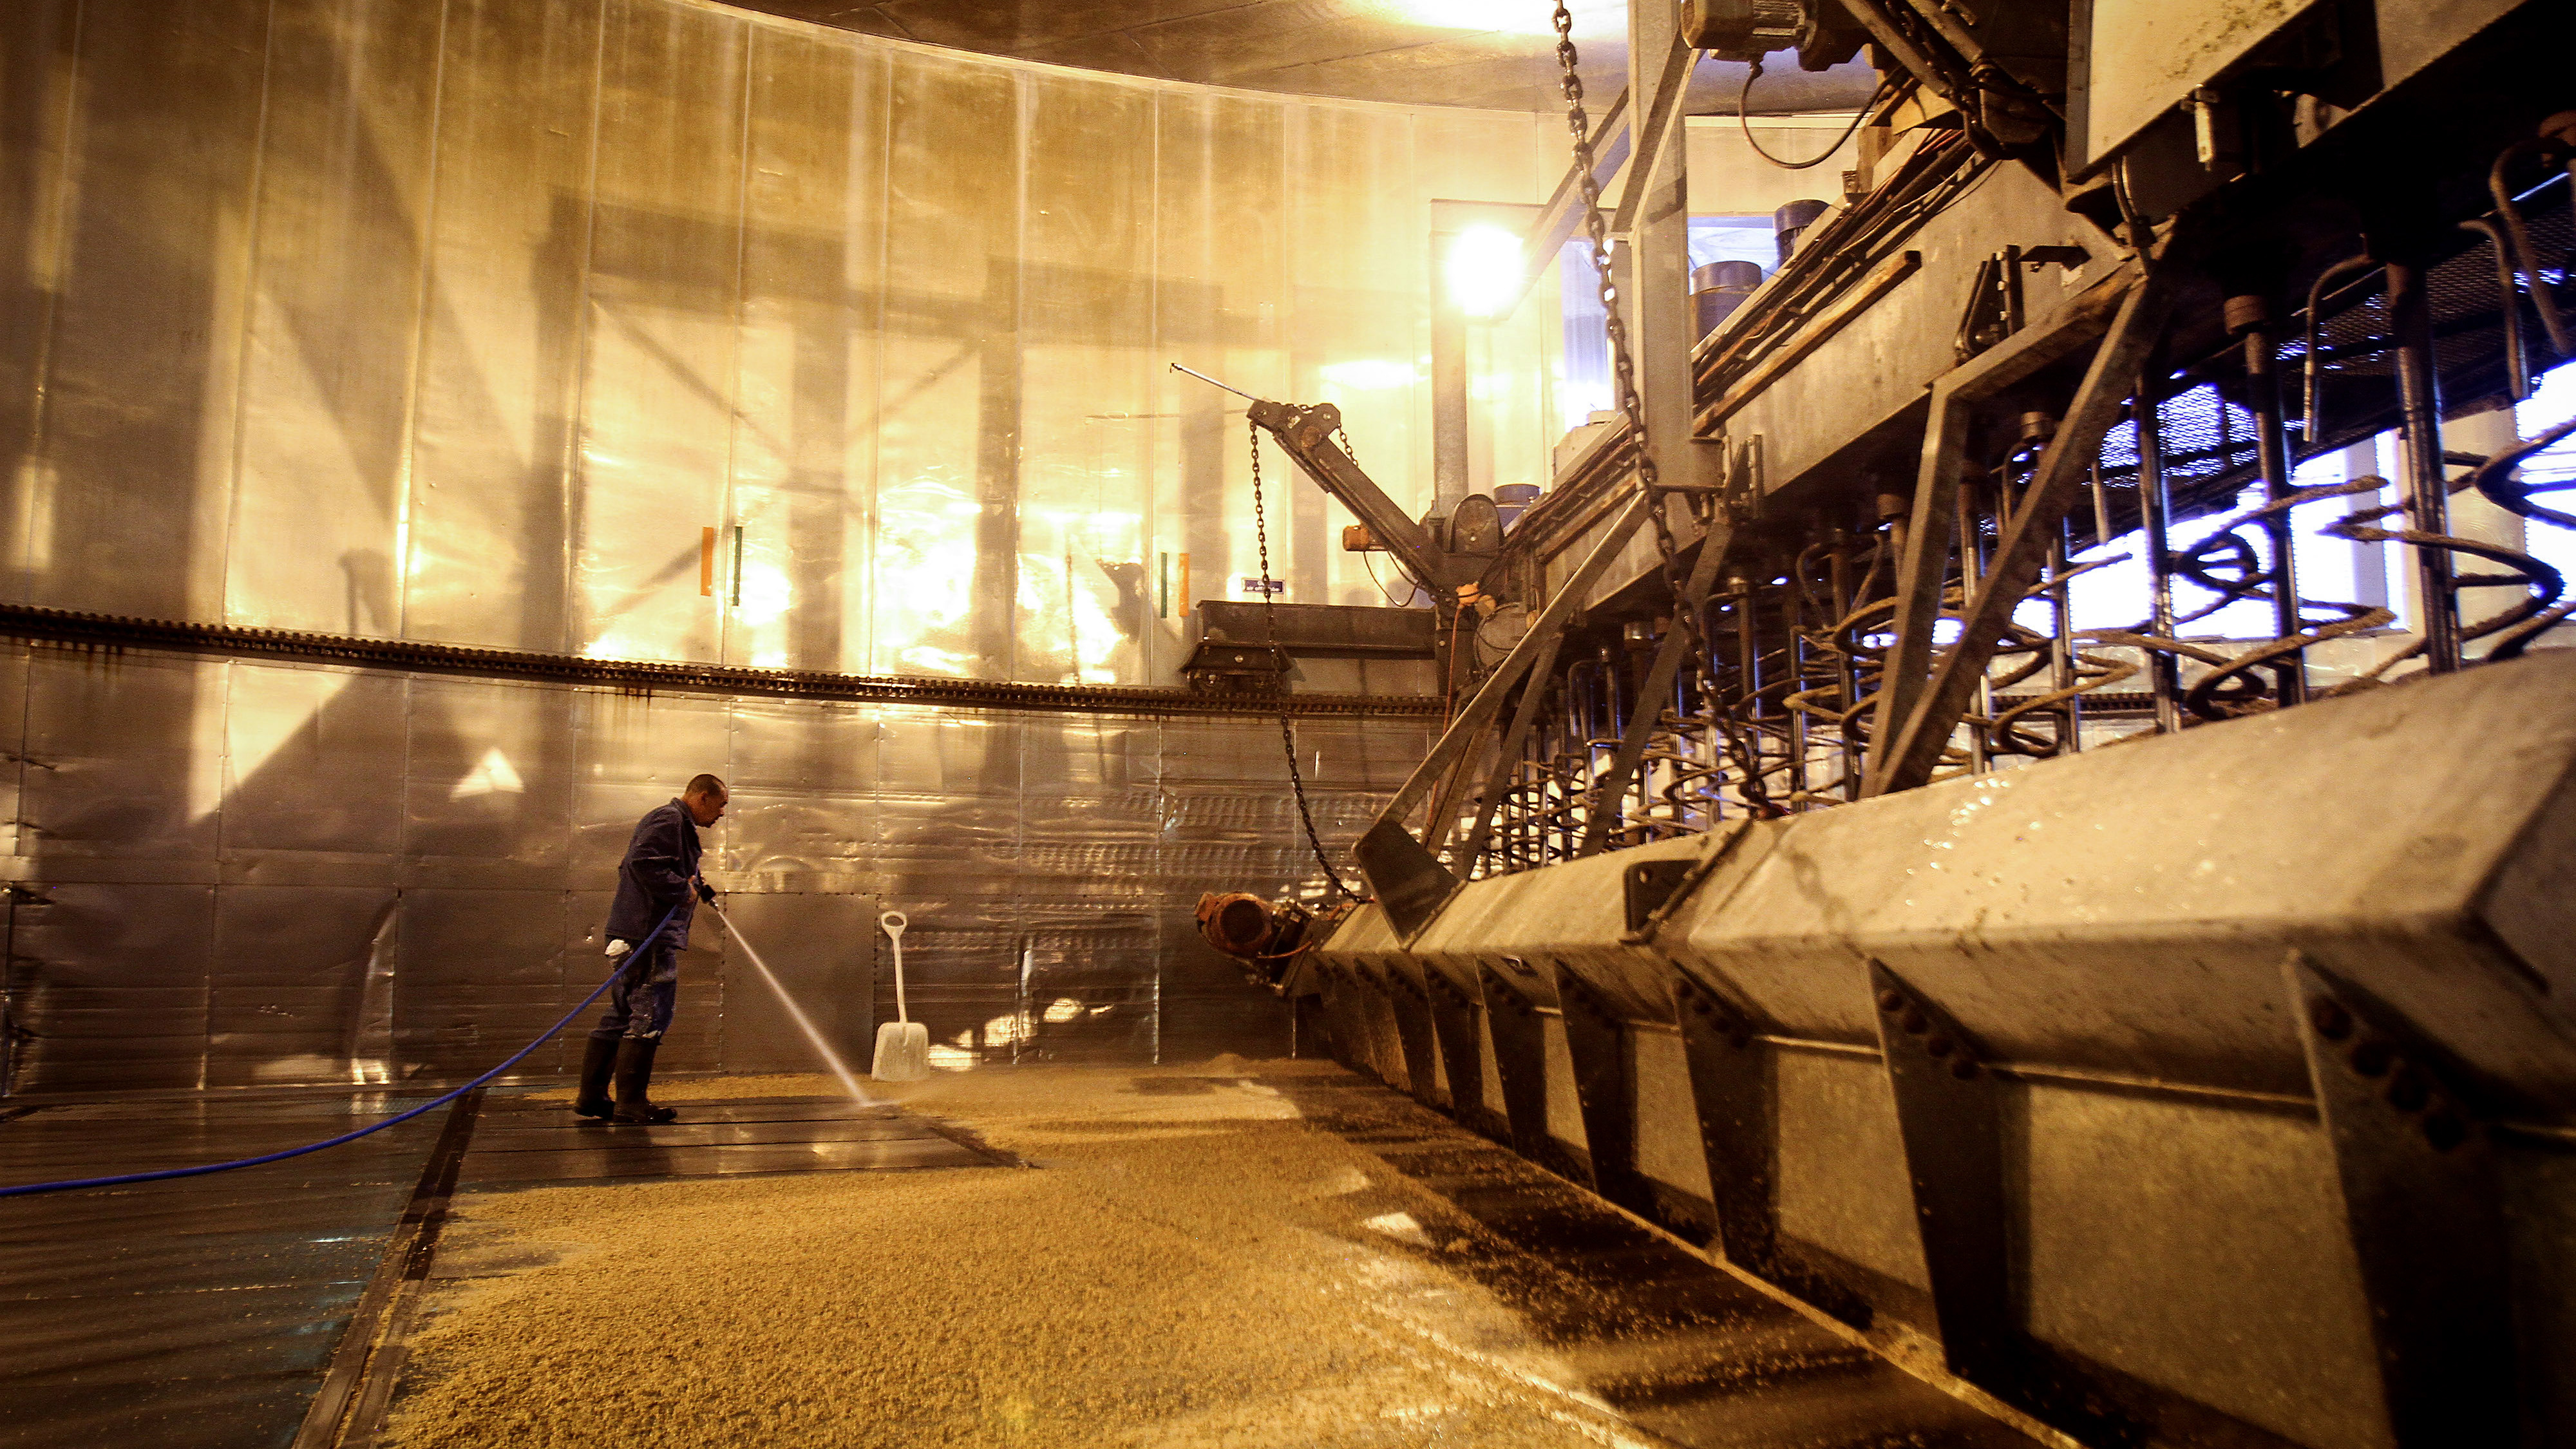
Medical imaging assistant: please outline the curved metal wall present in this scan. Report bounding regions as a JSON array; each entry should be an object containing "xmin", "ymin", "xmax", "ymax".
[
  {"xmin": 0, "ymin": 0, "xmax": 1515, "ymax": 1086},
  {"xmin": 0, "ymin": 0, "xmax": 1560, "ymax": 683}
]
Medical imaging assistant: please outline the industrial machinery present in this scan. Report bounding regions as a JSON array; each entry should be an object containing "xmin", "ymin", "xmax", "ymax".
[{"xmin": 1206, "ymin": 3, "xmax": 2576, "ymax": 1446}]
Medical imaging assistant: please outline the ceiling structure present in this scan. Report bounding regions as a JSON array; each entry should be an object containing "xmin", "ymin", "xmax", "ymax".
[{"xmin": 735, "ymin": 0, "xmax": 1879, "ymax": 113}]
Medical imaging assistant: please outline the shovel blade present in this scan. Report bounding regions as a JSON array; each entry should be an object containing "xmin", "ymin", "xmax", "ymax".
[{"xmin": 871, "ymin": 1020, "xmax": 931, "ymax": 1081}]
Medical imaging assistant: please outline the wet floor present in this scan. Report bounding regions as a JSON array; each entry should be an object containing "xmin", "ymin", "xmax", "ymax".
[
  {"xmin": 0, "ymin": 1084, "xmax": 1013, "ymax": 1448},
  {"xmin": 2, "ymin": 1066, "xmax": 2039, "ymax": 1449},
  {"xmin": 0, "ymin": 1090, "xmax": 447, "ymax": 1449}
]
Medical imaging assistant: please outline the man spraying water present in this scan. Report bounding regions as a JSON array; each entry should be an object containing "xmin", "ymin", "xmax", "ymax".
[{"xmin": 574, "ymin": 773, "xmax": 726, "ymax": 1124}]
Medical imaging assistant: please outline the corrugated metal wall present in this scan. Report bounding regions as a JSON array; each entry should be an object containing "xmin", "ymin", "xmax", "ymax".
[
  {"xmin": 0, "ymin": 0, "xmax": 1560, "ymax": 683},
  {"xmin": 0, "ymin": 0, "xmax": 1541, "ymax": 1084},
  {"xmin": 0, "ymin": 643, "xmax": 1432, "ymax": 1091}
]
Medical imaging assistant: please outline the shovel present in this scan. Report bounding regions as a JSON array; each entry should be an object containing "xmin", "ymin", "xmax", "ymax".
[{"xmin": 871, "ymin": 910, "xmax": 929, "ymax": 1081}]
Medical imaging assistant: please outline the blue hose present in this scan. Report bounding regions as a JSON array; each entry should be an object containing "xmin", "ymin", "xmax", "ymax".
[{"xmin": 0, "ymin": 900, "xmax": 687, "ymax": 1200}]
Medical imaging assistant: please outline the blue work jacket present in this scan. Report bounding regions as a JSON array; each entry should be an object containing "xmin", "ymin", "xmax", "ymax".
[{"xmin": 605, "ymin": 799, "xmax": 702, "ymax": 947}]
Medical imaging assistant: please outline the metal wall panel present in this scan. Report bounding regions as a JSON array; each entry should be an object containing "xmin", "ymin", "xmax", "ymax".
[
  {"xmin": 220, "ymin": 665, "xmax": 407, "ymax": 860},
  {"xmin": 0, "ymin": 0, "xmax": 1511, "ymax": 1087},
  {"xmin": 1, "ymin": 0, "xmax": 1550, "ymax": 683},
  {"xmin": 0, "ymin": 1, "xmax": 76, "ymax": 594},
  {"xmin": 392, "ymin": 887, "xmax": 576, "ymax": 1079},
  {"xmin": 1289, "ymin": 103, "xmax": 1422, "ymax": 610},
  {"xmin": 873, "ymin": 46, "xmax": 1019, "ymax": 680},
  {"xmin": 224, "ymin": 0, "xmax": 444, "ymax": 636},
  {"xmin": 21, "ymin": 652, "xmax": 226, "ymax": 862},
  {"xmin": 402, "ymin": 676, "xmax": 576, "ymax": 885},
  {"xmin": 0, "ymin": 646, "xmax": 30, "ymax": 860},
  {"xmin": 206, "ymin": 885, "xmax": 397, "ymax": 1086},
  {"xmin": 725, "ymin": 23, "xmax": 873, "ymax": 676},
  {"xmin": 715, "ymin": 890, "xmax": 871, "ymax": 1075},
  {"xmin": 1, "ymin": 650, "xmax": 1345, "ymax": 1086},
  {"xmin": 1151, "ymin": 89, "xmax": 1288, "ymax": 674},
  {"xmin": 573, "ymin": 0, "xmax": 746, "ymax": 664},
  {"xmin": 14, "ymin": 0, "xmax": 270, "ymax": 623},
  {"xmin": 401, "ymin": 0, "xmax": 605, "ymax": 654},
  {"xmin": 8, "ymin": 884, "xmax": 215, "ymax": 1092},
  {"xmin": 1016, "ymin": 69, "xmax": 1156, "ymax": 687}
]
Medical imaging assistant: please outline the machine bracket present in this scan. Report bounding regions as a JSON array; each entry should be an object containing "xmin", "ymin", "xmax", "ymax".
[
  {"xmin": 1671, "ymin": 972, "xmax": 1776, "ymax": 1269},
  {"xmin": 1868, "ymin": 963, "xmax": 2014, "ymax": 1381},
  {"xmin": 1423, "ymin": 970, "xmax": 1492, "ymax": 1129},
  {"xmin": 1372, "ymin": 963, "xmax": 1443, "ymax": 1111},
  {"xmin": 1553, "ymin": 968, "xmax": 1647, "ymax": 1213},
  {"xmin": 2285, "ymin": 952, "xmax": 2519, "ymax": 1447},
  {"xmin": 1476, "ymin": 961, "xmax": 1555, "ymax": 1164}
]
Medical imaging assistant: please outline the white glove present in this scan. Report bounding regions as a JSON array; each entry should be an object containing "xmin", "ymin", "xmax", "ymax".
[{"xmin": 605, "ymin": 939, "xmax": 632, "ymax": 960}]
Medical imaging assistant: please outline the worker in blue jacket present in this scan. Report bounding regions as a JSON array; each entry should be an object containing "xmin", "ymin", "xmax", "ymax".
[{"xmin": 574, "ymin": 774, "xmax": 726, "ymax": 1124}]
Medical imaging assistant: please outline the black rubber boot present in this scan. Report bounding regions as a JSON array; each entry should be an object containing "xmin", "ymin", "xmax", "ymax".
[
  {"xmin": 611, "ymin": 1038, "xmax": 677, "ymax": 1124},
  {"xmin": 573, "ymin": 1037, "xmax": 617, "ymax": 1121}
]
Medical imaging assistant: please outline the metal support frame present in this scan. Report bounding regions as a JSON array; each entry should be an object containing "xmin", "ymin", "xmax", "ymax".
[
  {"xmin": 1246, "ymin": 399, "xmax": 1466, "ymax": 593},
  {"xmin": 1372, "ymin": 963, "xmax": 1443, "ymax": 1110},
  {"xmin": 1868, "ymin": 264, "xmax": 2140, "ymax": 785},
  {"xmin": 1424, "ymin": 971, "xmax": 1493, "ymax": 1130},
  {"xmin": 2385, "ymin": 260, "xmax": 2463, "ymax": 673},
  {"xmin": 2286, "ymin": 953, "xmax": 2517, "ymax": 1446},
  {"xmin": 1869, "ymin": 250, "xmax": 2182, "ymax": 797},
  {"xmin": 2233, "ymin": 301, "xmax": 2307, "ymax": 707},
  {"xmin": 1454, "ymin": 629, "xmax": 1570, "ymax": 871},
  {"xmin": 1499, "ymin": 90, "xmax": 1632, "ymax": 320},
  {"xmin": 1577, "ymin": 522, "xmax": 1736, "ymax": 856},
  {"xmin": 1867, "ymin": 961, "xmax": 2015, "ymax": 1387},
  {"xmin": 1476, "ymin": 961, "xmax": 1555, "ymax": 1164},
  {"xmin": 1553, "ymin": 969, "xmax": 1645, "ymax": 1212},
  {"xmin": 1671, "ymin": 972, "xmax": 1777, "ymax": 1271},
  {"xmin": 1359, "ymin": 493, "xmax": 1656, "ymax": 934}
]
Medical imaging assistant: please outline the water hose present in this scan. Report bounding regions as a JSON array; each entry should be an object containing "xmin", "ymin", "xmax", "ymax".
[{"xmin": 0, "ymin": 898, "xmax": 688, "ymax": 1199}]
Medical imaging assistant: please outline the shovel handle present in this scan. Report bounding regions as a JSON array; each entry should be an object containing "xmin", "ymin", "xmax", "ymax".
[{"xmin": 879, "ymin": 911, "xmax": 909, "ymax": 1023}]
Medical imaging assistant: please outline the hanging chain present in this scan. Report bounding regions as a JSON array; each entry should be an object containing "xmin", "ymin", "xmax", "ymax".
[
  {"xmin": 1251, "ymin": 420, "xmax": 1358, "ymax": 899},
  {"xmin": 1551, "ymin": 4, "xmax": 1734, "ymax": 823}
]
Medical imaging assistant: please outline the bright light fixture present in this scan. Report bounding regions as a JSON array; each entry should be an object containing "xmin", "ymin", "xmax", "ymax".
[{"xmin": 1447, "ymin": 223, "xmax": 1524, "ymax": 320}]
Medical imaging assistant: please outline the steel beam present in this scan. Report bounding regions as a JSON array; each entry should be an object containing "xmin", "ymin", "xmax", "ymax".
[
  {"xmin": 1424, "ymin": 970, "xmax": 1492, "ymax": 1128},
  {"xmin": 1453, "ymin": 626, "xmax": 1570, "ymax": 871},
  {"xmin": 1577, "ymin": 521, "xmax": 1734, "ymax": 857},
  {"xmin": 1671, "ymin": 973, "xmax": 1776, "ymax": 1271},
  {"xmin": 1868, "ymin": 962, "xmax": 2014, "ymax": 1384}
]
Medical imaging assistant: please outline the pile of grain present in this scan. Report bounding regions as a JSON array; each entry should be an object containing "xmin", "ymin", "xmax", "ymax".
[{"xmin": 386, "ymin": 1063, "xmax": 1624, "ymax": 1449}]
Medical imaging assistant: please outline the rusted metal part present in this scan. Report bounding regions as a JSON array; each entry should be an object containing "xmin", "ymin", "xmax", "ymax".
[{"xmin": 0, "ymin": 604, "xmax": 1443, "ymax": 719}]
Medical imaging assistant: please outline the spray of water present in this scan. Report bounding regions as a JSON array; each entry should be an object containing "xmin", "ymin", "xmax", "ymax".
[{"xmin": 708, "ymin": 904, "xmax": 875, "ymax": 1104}]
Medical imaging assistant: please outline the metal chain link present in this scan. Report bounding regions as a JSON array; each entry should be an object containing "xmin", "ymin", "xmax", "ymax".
[
  {"xmin": 1551, "ymin": 3, "xmax": 1732, "ymax": 822},
  {"xmin": 1251, "ymin": 420, "xmax": 1359, "ymax": 898}
]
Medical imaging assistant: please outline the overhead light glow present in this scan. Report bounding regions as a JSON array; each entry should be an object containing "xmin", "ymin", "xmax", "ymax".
[{"xmin": 1447, "ymin": 223, "xmax": 1524, "ymax": 319}]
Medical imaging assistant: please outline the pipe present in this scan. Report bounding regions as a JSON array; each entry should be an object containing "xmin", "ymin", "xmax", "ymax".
[
  {"xmin": 2387, "ymin": 260, "xmax": 2463, "ymax": 673},
  {"xmin": 2136, "ymin": 381, "xmax": 2184, "ymax": 735},
  {"xmin": 2227, "ymin": 294, "xmax": 2306, "ymax": 706}
]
